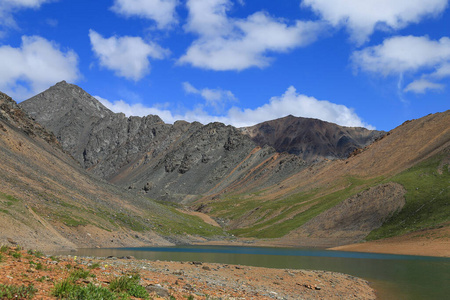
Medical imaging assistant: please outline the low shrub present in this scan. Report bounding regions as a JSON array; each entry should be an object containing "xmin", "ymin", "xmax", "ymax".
[
  {"xmin": 0, "ymin": 284, "xmax": 37, "ymax": 299},
  {"xmin": 10, "ymin": 251, "xmax": 22, "ymax": 259},
  {"xmin": 109, "ymin": 274, "xmax": 149, "ymax": 299},
  {"xmin": 68, "ymin": 269, "xmax": 92, "ymax": 281}
]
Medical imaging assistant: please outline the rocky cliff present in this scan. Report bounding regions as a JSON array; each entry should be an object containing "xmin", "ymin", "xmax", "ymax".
[
  {"xmin": 20, "ymin": 81, "xmax": 383, "ymax": 202},
  {"xmin": 0, "ymin": 91, "xmax": 226, "ymax": 250}
]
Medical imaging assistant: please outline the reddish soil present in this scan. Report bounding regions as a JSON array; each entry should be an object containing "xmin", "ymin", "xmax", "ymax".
[{"xmin": 0, "ymin": 247, "xmax": 376, "ymax": 299}]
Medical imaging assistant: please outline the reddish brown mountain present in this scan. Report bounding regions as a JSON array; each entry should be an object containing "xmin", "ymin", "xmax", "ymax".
[{"xmin": 241, "ymin": 115, "xmax": 384, "ymax": 162}]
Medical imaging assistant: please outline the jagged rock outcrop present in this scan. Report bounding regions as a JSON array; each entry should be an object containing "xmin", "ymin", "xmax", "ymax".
[
  {"xmin": 0, "ymin": 92, "xmax": 59, "ymax": 146},
  {"xmin": 2, "ymin": 91, "xmax": 224, "ymax": 251},
  {"xmin": 241, "ymin": 115, "xmax": 385, "ymax": 162},
  {"xmin": 20, "ymin": 82, "xmax": 305, "ymax": 202},
  {"xmin": 20, "ymin": 81, "xmax": 382, "ymax": 202}
]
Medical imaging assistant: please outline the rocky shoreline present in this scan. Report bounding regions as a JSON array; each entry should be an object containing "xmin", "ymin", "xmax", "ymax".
[{"xmin": 0, "ymin": 246, "xmax": 376, "ymax": 299}]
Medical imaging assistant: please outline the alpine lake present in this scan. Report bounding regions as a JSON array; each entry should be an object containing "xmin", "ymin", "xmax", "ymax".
[{"xmin": 64, "ymin": 245, "xmax": 450, "ymax": 300}]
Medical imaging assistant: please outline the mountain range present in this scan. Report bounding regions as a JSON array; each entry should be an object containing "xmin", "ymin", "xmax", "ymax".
[
  {"xmin": 20, "ymin": 81, "xmax": 384, "ymax": 203},
  {"xmin": 0, "ymin": 81, "xmax": 448, "ymax": 251}
]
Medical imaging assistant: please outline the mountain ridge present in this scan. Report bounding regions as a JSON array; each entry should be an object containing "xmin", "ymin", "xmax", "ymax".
[
  {"xmin": 0, "ymin": 91, "xmax": 225, "ymax": 251},
  {"xmin": 11, "ymin": 82, "xmax": 449, "ymax": 252},
  {"xmin": 20, "ymin": 81, "xmax": 383, "ymax": 202}
]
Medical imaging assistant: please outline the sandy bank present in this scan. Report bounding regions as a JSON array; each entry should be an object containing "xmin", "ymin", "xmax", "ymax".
[{"xmin": 330, "ymin": 226, "xmax": 450, "ymax": 257}]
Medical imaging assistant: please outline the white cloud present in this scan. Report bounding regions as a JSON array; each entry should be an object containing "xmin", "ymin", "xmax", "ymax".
[
  {"xmin": 0, "ymin": 0, "xmax": 53, "ymax": 35},
  {"xmin": 352, "ymin": 35, "xmax": 450, "ymax": 94},
  {"xmin": 404, "ymin": 79, "xmax": 445, "ymax": 94},
  {"xmin": 182, "ymin": 82, "xmax": 236, "ymax": 113},
  {"xmin": 179, "ymin": 0, "xmax": 325, "ymax": 71},
  {"xmin": 111, "ymin": 0, "xmax": 178, "ymax": 29},
  {"xmin": 0, "ymin": 35, "xmax": 79, "ymax": 100},
  {"xmin": 224, "ymin": 86, "xmax": 373, "ymax": 128},
  {"xmin": 432, "ymin": 62, "xmax": 450, "ymax": 78},
  {"xmin": 352, "ymin": 36, "xmax": 450, "ymax": 75},
  {"xmin": 89, "ymin": 30, "xmax": 169, "ymax": 81},
  {"xmin": 302, "ymin": 0, "xmax": 448, "ymax": 44},
  {"xmin": 96, "ymin": 86, "xmax": 373, "ymax": 129},
  {"xmin": 94, "ymin": 96, "xmax": 182, "ymax": 122}
]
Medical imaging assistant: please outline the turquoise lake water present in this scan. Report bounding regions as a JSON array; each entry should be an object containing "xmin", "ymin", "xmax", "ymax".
[{"xmin": 71, "ymin": 246, "xmax": 450, "ymax": 300}]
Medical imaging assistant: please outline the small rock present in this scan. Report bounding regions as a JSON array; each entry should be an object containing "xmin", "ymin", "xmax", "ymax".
[
  {"xmin": 146, "ymin": 284, "xmax": 170, "ymax": 298},
  {"xmin": 7, "ymin": 238, "xmax": 17, "ymax": 245},
  {"xmin": 202, "ymin": 266, "xmax": 211, "ymax": 271}
]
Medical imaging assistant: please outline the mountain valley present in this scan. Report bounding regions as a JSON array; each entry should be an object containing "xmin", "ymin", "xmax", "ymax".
[{"xmin": 0, "ymin": 82, "xmax": 448, "ymax": 255}]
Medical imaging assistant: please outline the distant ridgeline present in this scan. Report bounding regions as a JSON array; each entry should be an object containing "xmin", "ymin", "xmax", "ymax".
[{"xmin": 20, "ymin": 81, "xmax": 384, "ymax": 203}]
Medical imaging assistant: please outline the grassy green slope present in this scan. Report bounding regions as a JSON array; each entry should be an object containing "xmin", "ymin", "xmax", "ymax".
[
  {"xmin": 210, "ymin": 176, "xmax": 385, "ymax": 238},
  {"xmin": 209, "ymin": 152, "xmax": 449, "ymax": 241},
  {"xmin": 367, "ymin": 153, "xmax": 449, "ymax": 240}
]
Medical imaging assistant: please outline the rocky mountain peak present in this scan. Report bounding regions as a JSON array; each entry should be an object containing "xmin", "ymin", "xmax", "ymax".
[
  {"xmin": 19, "ymin": 81, "xmax": 386, "ymax": 202},
  {"xmin": 241, "ymin": 115, "xmax": 385, "ymax": 161},
  {"xmin": 21, "ymin": 80, "xmax": 113, "ymax": 122}
]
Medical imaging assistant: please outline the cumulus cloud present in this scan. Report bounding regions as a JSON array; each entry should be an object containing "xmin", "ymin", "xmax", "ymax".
[
  {"xmin": 89, "ymin": 30, "xmax": 169, "ymax": 81},
  {"xmin": 224, "ymin": 86, "xmax": 373, "ymax": 128},
  {"xmin": 352, "ymin": 36, "xmax": 450, "ymax": 74},
  {"xmin": 94, "ymin": 96, "xmax": 182, "ymax": 123},
  {"xmin": 404, "ymin": 79, "xmax": 445, "ymax": 94},
  {"xmin": 352, "ymin": 35, "xmax": 450, "ymax": 94},
  {"xmin": 0, "ymin": 35, "xmax": 79, "ymax": 100},
  {"xmin": 302, "ymin": 0, "xmax": 448, "ymax": 44},
  {"xmin": 182, "ymin": 82, "xmax": 236, "ymax": 113},
  {"xmin": 179, "ymin": 0, "xmax": 325, "ymax": 71},
  {"xmin": 0, "ymin": 0, "xmax": 53, "ymax": 35},
  {"xmin": 96, "ymin": 86, "xmax": 373, "ymax": 129},
  {"xmin": 111, "ymin": 0, "xmax": 178, "ymax": 29}
]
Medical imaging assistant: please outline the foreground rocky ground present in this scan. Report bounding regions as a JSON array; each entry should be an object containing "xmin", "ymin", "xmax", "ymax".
[{"xmin": 0, "ymin": 246, "xmax": 376, "ymax": 299}]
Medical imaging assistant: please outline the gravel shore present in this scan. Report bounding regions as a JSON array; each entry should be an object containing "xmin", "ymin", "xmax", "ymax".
[{"xmin": 0, "ymin": 247, "xmax": 376, "ymax": 299}]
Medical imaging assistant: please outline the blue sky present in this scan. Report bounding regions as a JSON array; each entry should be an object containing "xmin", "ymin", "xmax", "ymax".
[{"xmin": 0, "ymin": 0, "xmax": 449, "ymax": 131}]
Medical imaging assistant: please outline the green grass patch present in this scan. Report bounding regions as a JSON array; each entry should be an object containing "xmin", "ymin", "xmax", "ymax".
[
  {"xmin": 367, "ymin": 154, "xmax": 450, "ymax": 240},
  {"xmin": 35, "ymin": 262, "xmax": 44, "ymax": 270},
  {"xmin": 68, "ymin": 269, "xmax": 92, "ymax": 281},
  {"xmin": 52, "ymin": 273, "xmax": 150, "ymax": 300},
  {"xmin": 27, "ymin": 249, "xmax": 44, "ymax": 258},
  {"xmin": 0, "ymin": 245, "xmax": 9, "ymax": 253},
  {"xmin": 88, "ymin": 262, "xmax": 101, "ymax": 269},
  {"xmin": 52, "ymin": 269, "xmax": 134, "ymax": 300},
  {"xmin": 214, "ymin": 176, "xmax": 384, "ymax": 238},
  {"xmin": 0, "ymin": 193, "xmax": 20, "ymax": 214},
  {"xmin": 109, "ymin": 274, "xmax": 149, "ymax": 299},
  {"xmin": 55, "ymin": 213, "xmax": 89, "ymax": 227},
  {"xmin": 0, "ymin": 193, "xmax": 20, "ymax": 203},
  {"xmin": 150, "ymin": 207, "xmax": 225, "ymax": 237},
  {"xmin": 10, "ymin": 251, "xmax": 22, "ymax": 259},
  {"xmin": 52, "ymin": 279, "xmax": 118, "ymax": 300},
  {"xmin": 113, "ymin": 213, "xmax": 149, "ymax": 232},
  {"xmin": 0, "ymin": 284, "xmax": 37, "ymax": 299}
]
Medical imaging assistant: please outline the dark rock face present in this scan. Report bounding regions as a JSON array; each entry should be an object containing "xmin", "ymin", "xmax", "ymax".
[
  {"xmin": 20, "ymin": 82, "xmax": 382, "ymax": 202},
  {"xmin": 241, "ymin": 115, "xmax": 385, "ymax": 162},
  {"xmin": 0, "ymin": 91, "xmax": 59, "ymax": 147},
  {"xmin": 20, "ymin": 82, "xmax": 304, "ymax": 202}
]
